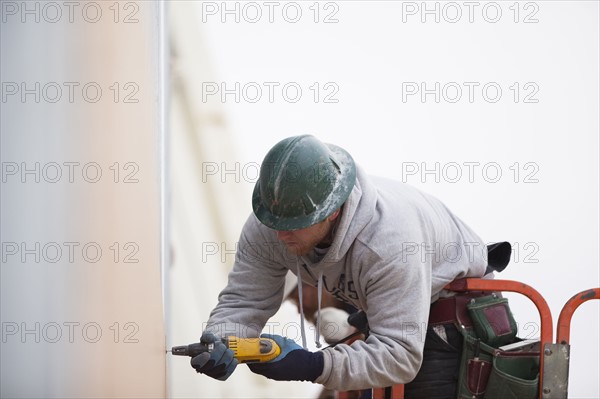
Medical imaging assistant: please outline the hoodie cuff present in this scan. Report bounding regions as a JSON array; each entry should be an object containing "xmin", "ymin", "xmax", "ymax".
[{"xmin": 314, "ymin": 347, "xmax": 333, "ymax": 386}]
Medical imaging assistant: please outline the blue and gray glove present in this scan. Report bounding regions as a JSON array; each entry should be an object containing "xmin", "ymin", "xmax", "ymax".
[
  {"xmin": 190, "ymin": 332, "xmax": 238, "ymax": 381},
  {"xmin": 248, "ymin": 334, "xmax": 324, "ymax": 382}
]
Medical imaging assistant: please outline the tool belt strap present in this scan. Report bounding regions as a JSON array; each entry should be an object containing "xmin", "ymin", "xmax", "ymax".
[{"xmin": 428, "ymin": 292, "xmax": 490, "ymax": 328}]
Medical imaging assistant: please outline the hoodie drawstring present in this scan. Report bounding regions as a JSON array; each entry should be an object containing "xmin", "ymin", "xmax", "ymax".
[
  {"xmin": 315, "ymin": 271, "xmax": 323, "ymax": 348},
  {"xmin": 296, "ymin": 260, "xmax": 308, "ymax": 349},
  {"xmin": 296, "ymin": 259, "xmax": 324, "ymax": 349}
]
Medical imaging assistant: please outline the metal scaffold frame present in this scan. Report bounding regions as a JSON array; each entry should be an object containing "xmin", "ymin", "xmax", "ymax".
[{"xmin": 338, "ymin": 279, "xmax": 600, "ymax": 399}]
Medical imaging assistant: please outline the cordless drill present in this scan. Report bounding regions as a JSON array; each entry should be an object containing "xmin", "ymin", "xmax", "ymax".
[{"xmin": 170, "ymin": 336, "xmax": 281, "ymax": 363}]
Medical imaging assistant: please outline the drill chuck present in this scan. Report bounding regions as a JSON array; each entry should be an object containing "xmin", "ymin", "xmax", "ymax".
[{"xmin": 171, "ymin": 342, "xmax": 214, "ymax": 357}]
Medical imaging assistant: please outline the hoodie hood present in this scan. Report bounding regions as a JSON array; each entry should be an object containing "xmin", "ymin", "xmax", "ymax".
[{"xmin": 305, "ymin": 165, "xmax": 378, "ymax": 267}]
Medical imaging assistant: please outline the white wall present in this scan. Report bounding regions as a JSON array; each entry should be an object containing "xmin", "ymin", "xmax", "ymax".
[
  {"xmin": 1, "ymin": 1, "xmax": 167, "ymax": 397},
  {"xmin": 181, "ymin": 1, "xmax": 598, "ymax": 397}
]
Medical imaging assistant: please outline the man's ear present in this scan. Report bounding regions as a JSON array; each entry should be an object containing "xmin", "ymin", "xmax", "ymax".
[{"xmin": 327, "ymin": 208, "xmax": 341, "ymax": 222}]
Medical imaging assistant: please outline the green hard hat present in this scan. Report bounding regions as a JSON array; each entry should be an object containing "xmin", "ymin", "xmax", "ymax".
[{"xmin": 252, "ymin": 135, "xmax": 357, "ymax": 231}]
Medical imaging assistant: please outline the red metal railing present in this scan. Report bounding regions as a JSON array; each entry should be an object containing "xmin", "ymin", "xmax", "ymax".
[{"xmin": 556, "ymin": 288, "xmax": 600, "ymax": 344}]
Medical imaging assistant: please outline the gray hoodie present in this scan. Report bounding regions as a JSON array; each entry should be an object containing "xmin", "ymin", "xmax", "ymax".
[{"xmin": 206, "ymin": 166, "xmax": 487, "ymax": 390}]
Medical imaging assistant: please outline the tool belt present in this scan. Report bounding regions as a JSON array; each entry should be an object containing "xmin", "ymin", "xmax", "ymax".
[
  {"xmin": 429, "ymin": 291, "xmax": 489, "ymax": 328},
  {"xmin": 430, "ymin": 291, "xmax": 540, "ymax": 399}
]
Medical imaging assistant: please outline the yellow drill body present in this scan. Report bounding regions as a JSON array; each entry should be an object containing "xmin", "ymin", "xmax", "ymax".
[{"xmin": 170, "ymin": 337, "xmax": 281, "ymax": 363}]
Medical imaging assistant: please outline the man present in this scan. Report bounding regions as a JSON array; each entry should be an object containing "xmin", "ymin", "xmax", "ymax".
[{"xmin": 192, "ymin": 135, "xmax": 488, "ymax": 398}]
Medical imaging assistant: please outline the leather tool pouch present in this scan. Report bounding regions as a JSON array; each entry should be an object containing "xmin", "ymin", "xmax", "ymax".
[
  {"xmin": 467, "ymin": 294, "xmax": 517, "ymax": 348},
  {"xmin": 456, "ymin": 294, "xmax": 540, "ymax": 399}
]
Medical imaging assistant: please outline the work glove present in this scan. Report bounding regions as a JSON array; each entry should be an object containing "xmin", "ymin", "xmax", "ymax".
[
  {"xmin": 190, "ymin": 332, "xmax": 238, "ymax": 381},
  {"xmin": 248, "ymin": 334, "xmax": 324, "ymax": 382}
]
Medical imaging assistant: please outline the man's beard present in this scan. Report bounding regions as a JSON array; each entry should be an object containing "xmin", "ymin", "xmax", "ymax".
[
  {"xmin": 282, "ymin": 239, "xmax": 317, "ymax": 256},
  {"xmin": 280, "ymin": 222, "xmax": 331, "ymax": 256}
]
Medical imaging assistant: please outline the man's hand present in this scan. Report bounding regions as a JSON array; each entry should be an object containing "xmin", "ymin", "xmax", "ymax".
[
  {"xmin": 247, "ymin": 334, "xmax": 324, "ymax": 382},
  {"xmin": 190, "ymin": 332, "xmax": 238, "ymax": 381}
]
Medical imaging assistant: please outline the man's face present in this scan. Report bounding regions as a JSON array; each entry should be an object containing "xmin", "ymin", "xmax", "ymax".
[{"xmin": 275, "ymin": 217, "xmax": 334, "ymax": 256}]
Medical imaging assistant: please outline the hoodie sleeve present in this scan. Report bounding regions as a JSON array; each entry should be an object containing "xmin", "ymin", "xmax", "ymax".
[
  {"xmin": 205, "ymin": 215, "xmax": 289, "ymax": 339},
  {"xmin": 315, "ymin": 250, "xmax": 432, "ymax": 390}
]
